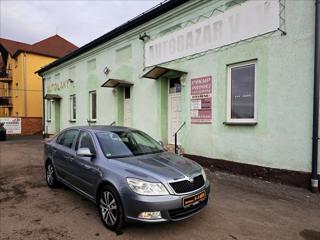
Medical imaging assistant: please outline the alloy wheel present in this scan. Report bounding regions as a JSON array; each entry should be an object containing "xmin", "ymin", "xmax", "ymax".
[
  {"xmin": 100, "ymin": 190, "xmax": 118, "ymax": 226},
  {"xmin": 46, "ymin": 164, "xmax": 54, "ymax": 186}
]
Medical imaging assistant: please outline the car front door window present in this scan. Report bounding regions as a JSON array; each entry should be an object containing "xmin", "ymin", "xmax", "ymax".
[
  {"xmin": 59, "ymin": 130, "xmax": 79, "ymax": 149},
  {"xmin": 76, "ymin": 131, "xmax": 96, "ymax": 154}
]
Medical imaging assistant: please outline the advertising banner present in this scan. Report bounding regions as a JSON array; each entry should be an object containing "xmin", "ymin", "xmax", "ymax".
[
  {"xmin": 0, "ymin": 118, "xmax": 21, "ymax": 134},
  {"xmin": 190, "ymin": 76, "xmax": 212, "ymax": 124},
  {"xmin": 145, "ymin": 0, "xmax": 280, "ymax": 67}
]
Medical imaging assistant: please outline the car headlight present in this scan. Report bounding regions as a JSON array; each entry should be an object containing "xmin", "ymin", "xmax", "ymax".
[
  {"xmin": 127, "ymin": 178, "xmax": 169, "ymax": 196},
  {"xmin": 201, "ymin": 168, "xmax": 207, "ymax": 183}
]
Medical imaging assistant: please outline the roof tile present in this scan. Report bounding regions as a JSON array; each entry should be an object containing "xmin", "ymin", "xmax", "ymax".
[{"xmin": 0, "ymin": 35, "xmax": 78, "ymax": 58}]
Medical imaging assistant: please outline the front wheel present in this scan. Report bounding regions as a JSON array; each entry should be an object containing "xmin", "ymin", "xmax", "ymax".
[
  {"xmin": 98, "ymin": 185, "xmax": 124, "ymax": 231},
  {"xmin": 46, "ymin": 161, "xmax": 59, "ymax": 188}
]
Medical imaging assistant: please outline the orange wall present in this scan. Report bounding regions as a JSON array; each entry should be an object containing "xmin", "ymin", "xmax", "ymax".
[{"xmin": 1, "ymin": 53, "xmax": 56, "ymax": 117}]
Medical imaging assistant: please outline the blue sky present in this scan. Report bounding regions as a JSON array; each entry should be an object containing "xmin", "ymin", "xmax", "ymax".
[{"xmin": 0, "ymin": 0, "xmax": 163, "ymax": 47}]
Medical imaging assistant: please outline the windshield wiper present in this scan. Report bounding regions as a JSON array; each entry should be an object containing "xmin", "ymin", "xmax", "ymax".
[
  {"xmin": 110, "ymin": 154, "xmax": 134, "ymax": 159},
  {"xmin": 133, "ymin": 150, "xmax": 164, "ymax": 156}
]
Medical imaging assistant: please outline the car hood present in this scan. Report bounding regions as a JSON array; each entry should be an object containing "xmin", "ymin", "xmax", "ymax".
[{"xmin": 110, "ymin": 152, "xmax": 202, "ymax": 181}]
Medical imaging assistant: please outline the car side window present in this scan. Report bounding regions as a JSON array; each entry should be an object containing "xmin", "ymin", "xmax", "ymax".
[
  {"xmin": 58, "ymin": 130, "xmax": 79, "ymax": 148},
  {"xmin": 76, "ymin": 131, "xmax": 96, "ymax": 154}
]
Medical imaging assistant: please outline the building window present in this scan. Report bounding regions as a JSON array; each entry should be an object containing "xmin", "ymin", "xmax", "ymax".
[
  {"xmin": 70, "ymin": 95, "xmax": 76, "ymax": 121},
  {"xmin": 227, "ymin": 61, "xmax": 256, "ymax": 123},
  {"xmin": 69, "ymin": 66, "xmax": 76, "ymax": 81},
  {"xmin": 169, "ymin": 77, "xmax": 181, "ymax": 93},
  {"xmin": 124, "ymin": 87, "xmax": 130, "ymax": 99},
  {"xmin": 47, "ymin": 100, "xmax": 52, "ymax": 121},
  {"xmin": 89, "ymin": 91, "xmax": 97, "ymax": 121},
  {"xmin": 87, "ymin": 59, "xmax": 96, "ymax": 72}
]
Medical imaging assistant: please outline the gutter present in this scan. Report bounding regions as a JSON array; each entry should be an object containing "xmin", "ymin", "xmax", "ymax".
[
  {"xmin": 42, "ymin": 77, "xmax": 46, "ymax": 138},
  {"xmin": 311, "ymin": 0, "xmax": 320, "ymax": 193}
]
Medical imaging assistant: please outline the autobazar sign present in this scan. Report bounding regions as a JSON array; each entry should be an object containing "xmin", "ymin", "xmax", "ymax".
[
  {"xmin": 47, "ymin": 79, "xmax": 73, "ymax": 92},
  {"xmin": 0, "ymin": 118, "xmax": 21, "ymax": 134},
  {"xmin": 190, "ymin": 76, "xmax": 212, "ymax": 124},
  {"xmin": 145, "ymin": 0, "xmax": 279, "ymax": 66}
]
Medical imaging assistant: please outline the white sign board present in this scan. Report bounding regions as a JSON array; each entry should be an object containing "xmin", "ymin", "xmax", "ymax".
[
  {"xmin": 145, "ymin": 0, "xmax": 280, "ymax": 67},
  {"xmin": 0, "ymin": 118, "xmax": 21, "ymax": 134}
]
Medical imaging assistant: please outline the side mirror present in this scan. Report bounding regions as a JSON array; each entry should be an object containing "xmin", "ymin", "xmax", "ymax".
[{"xmin": 77, "ymin": 148, "xmax": 95, "ymax": 158}]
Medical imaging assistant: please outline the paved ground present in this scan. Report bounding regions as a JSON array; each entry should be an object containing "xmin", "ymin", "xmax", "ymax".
[{"xmin": 0, "ymin": 137, "xmax": 319, "ymax": 240}]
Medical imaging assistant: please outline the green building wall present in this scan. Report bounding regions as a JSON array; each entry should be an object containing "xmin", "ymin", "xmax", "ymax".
[{"xmin": 42, "ymin": 0, "xmax": 318, "ymax": 174}]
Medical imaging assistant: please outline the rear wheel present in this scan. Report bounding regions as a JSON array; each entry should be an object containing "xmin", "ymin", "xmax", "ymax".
[
  {"xmin": 46, "ymin": 161, "xmax": 59, "ymax": 188},
  {"xmin": 98, "ymin": 185, "xmax": 124, "ymax": 231}
]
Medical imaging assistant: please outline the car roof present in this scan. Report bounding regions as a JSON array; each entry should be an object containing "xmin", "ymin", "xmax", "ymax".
[{"xmin": 61, "ymin": 125, "xmax": 137, "ymax": 133}]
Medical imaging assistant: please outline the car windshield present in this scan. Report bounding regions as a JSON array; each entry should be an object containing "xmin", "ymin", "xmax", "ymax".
[{"xmin": 96, "ymin": 130, "xmax": 164, "ymax": 158}]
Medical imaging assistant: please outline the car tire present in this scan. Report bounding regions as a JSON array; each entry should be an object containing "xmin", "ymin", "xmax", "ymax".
[
  {"xmin": 46, "ymin": 161, "xmax": 59, "ymax": 188},
  {"xmin": 98, "ymin": 185, "xmax": 124, "ymax": 232}
]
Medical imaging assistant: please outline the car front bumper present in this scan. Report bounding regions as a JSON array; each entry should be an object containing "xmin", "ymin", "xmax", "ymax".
[{"xmin": 121, "ymin": 181, "xmax": 211, "ymax": 223}]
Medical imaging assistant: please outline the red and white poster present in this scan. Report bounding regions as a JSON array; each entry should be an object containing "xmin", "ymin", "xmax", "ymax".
[
  {"xmin": 0, "ymin": 117, "xmax": 21, "ymax": 134},
  {"xmin": 190, "ymin": 76, "xmax": 212, "ymax": 124}
]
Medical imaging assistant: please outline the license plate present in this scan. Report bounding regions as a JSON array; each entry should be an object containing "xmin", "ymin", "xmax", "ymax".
[{"xmin": 183, "ymin": 191, "xmax": 206, "ymax": 208}]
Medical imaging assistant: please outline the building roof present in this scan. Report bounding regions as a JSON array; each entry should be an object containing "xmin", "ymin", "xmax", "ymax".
[
  {"xmin": 0, "ymin": 35, "xmax": 78, "ymax": 59},
  {"xmin": 37, "ymin": 0, "xmax": 190, "ymax": 75}
]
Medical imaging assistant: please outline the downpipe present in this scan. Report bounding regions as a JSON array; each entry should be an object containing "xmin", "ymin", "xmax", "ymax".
[
  {"xmin": 23, "ymin": 52, "xmax": 27, "ymax": 117},
  {"xmin": 42, "ymin": 76, "xmax": 46, "ymax": 139},
  {"xmin": 311, "ymin": 0, "xmax": 320, "ymax": 193}
]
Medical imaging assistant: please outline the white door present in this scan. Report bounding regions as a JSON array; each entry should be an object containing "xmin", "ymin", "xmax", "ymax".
[
  {"xmin": 168, "ymin": 78, "xmax": 182, "ymax": 144},
  {"xmin": 123, "ymin": 87, "xmax": 131, "ymax": 127}
]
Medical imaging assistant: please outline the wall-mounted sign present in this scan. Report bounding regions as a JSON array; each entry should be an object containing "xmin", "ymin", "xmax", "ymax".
[
  {"xmin": 47, "ymin": 79, "xmax": 74, "ymax": 92},
  {"xmin": 145, "ymin": 0, "xmax": 279, "ymax": 67},
  {"xmin": 0, "ymin": 117, "xmax": 21, "ymax": 134},
  {"xmin": 190, "ymin": 76, "xmax": 212, "ymax": 124}
]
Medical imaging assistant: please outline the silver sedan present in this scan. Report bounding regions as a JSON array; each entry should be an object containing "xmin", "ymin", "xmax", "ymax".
[{"xmin": 44, "ymin": 126, "xmax": 210, "ymax": 231}]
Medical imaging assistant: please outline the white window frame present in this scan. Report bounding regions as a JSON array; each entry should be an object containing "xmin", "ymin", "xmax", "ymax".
[
  {"xmin": 69, "ymin": 95, "xmax": 76, "ymax": 121},
  {"xmin": 89, "ymin": 91, "xmax": 97, "ymax": 121},
  {"xmin": 226, "ymin": 61, "xmax": 257, "ymax": 124},
  {"xmin": 47, "ymin": 100, "xmax": 52, "ymax": 122}
]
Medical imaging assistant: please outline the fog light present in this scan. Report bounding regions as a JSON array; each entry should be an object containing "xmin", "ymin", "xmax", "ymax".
[{"xmin": 138, "ymin": 211, "xmax": 162, "ymax": 219}]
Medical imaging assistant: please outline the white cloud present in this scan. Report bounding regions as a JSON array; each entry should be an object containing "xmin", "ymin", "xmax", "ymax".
[{"xmin": 0, "ymin": 0, "xmax": 163, "ymax": 46}]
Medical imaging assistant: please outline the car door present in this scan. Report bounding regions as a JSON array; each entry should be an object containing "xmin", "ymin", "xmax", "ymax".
[
  {"xmin": 52, "ymin": 129, "xmax": 79, "ymax": 184},
  {"xmin": 70, "ymin": 130, "xmax": 101, "ymax": 197}
]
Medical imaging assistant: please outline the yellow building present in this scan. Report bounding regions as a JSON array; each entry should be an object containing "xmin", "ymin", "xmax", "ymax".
[{"xmin": 0, "ymin": 35, "xmax": 77, "ymax": 134}]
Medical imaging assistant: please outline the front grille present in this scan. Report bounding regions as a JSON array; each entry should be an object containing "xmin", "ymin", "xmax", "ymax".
[
  {"xmin": 169, "ymin": 199, "xmax": 207, "ymax": 220},
  {"xmin": 169, "ymin": 174, "xmax": 204, "ymax": 194}
]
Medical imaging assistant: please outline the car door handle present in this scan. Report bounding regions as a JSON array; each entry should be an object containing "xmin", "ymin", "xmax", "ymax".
[
  {"xmin": 64, "ymin": 155, "xmax": 70, "ymax": 160},
  {"xmin": 82, "ymin": 164, "xmax": 92, "ymax": 169},
  {"xmin": 81, "ymin": 163, "xmax": 96, "ymax": 172},
  {"xmin": 69, "ymin": 156, "xmax": 74, "ymax": 161}
]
